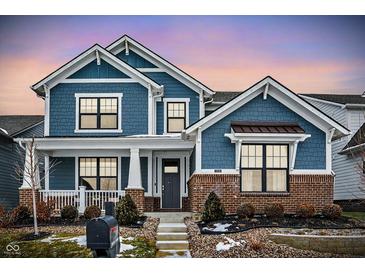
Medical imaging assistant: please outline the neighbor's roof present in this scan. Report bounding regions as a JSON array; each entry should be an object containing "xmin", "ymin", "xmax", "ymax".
[
  {"xmin": 231, "ymin": 121, "xmax": 305, "ymax": 134},
  {"xmin": 302, "ymin": 94, "xmax": 365, "ymax": 105},
  {"xmin": 0, "ymin": 115, "xmax": 44, "ymax": 136},
  {"xmin": 212, "ymin": 91, "xmax": 241, "ymax": 103},
  {"xmin": 340, "ymin": 122, "xmax": 365, "ymax": 154}
]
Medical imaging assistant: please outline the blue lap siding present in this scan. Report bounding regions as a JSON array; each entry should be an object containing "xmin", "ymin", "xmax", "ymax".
[
  {"xmin": 49, "ymin": 157, "xmax": 75, "ymax": 190},
  {"xmin": 49, "ymin": 83, "xmax": 148, "ymax": 136},
  {"xmin": 202, "ymin": 94, "xmax": 326, "ymax": 170},
  {"xmin": 144, "ymin": 72, "xmax": 200, "ymax": 134}
]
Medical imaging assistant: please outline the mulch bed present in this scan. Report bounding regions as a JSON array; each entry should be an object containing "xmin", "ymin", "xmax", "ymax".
[
  {"xmin": 19, "ymin": 231, "xmax": 52, "ymax": 241},
  {"xmin": 185, "ymin": 218, "xmax": 353, "ymax": 258},
  {"xmin": 199, "ymin": 214, "xmax": 365, "ymax": 234},
  {"xmin": 120, "ymin": 217, "xmax": 159, "ymax": 242},
  {"xmin": 11, "ymin": 217, "xmax": 88, "ymax": 228}
]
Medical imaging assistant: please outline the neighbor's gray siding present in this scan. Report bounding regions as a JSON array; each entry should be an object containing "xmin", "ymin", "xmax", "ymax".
[{"xmin": 304, "ymin": 97, "xmax": 365, "ymax": 200}]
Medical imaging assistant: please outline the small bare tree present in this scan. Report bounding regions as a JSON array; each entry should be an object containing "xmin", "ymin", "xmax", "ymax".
[{"xmin": 14, "ymin": 137, "xmax": 58, "ymax": 236}]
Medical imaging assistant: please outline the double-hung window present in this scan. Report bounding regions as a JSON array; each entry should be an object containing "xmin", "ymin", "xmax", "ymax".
[
  {"xmin": 241, "ymin": 144, "xmax": 288, "ymax": 192},
  {"xmin": 79, "ymin": 157, "xmax": 117, "ymax": 190},
  {"xmin": 79, "ymin": 97, "xmax": 118, "ymax": 130},
  {"xmin": 167, "ymin": 102, "xmax": 186, "ymax": 133}
]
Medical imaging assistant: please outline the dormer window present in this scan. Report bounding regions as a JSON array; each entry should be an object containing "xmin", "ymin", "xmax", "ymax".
[{"xmin": 75, "ymin": 93, "xmax": 123, "ymax": 133}]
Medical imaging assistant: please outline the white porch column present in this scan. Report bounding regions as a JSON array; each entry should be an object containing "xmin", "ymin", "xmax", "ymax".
[
  {"xmin": 127, "ymin": 148, "xmax": 143, "ymax": 189},
  {"xmin": 20, "ymin": 142, "xmax": 40, "ymax": 189},
  {"xmin": 79, "ymin": 186, "xmax": 86, "ymax": 213}
]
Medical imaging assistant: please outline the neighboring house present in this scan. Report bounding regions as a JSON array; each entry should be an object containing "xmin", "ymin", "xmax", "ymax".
[
  {"xmin": 15, "ymin": 35, "xmax": 350, "ymax": 214},
  {"xmin": 301, "ymin": 94, "xmax": 365, "ymax": 209},
  {"xmin": 0, "ymin": 115, "xmax": 44, "ymax": 210}
]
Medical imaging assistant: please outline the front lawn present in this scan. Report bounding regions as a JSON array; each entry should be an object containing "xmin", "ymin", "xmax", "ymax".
[{"xmin": 342, "ymin": 211, "xmax": 365, "ymax": 221}]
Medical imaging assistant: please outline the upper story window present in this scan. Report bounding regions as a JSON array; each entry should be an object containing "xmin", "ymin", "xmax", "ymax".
[
  {"xmin": 164, "ymin": 98, "xmax": 190, "ymax": 134},
  {"xmin": 79, "ymin": 157, "xmax": 117, "ymax": 190},
  {"xmin": 167, "ymin": 102, "xmax": 186, "ymax": 133},
  {"xmin": 241, "ymin": 144, "xmax": 288, "ymax": 192},
  {"xmin": 75, "ymin": 93, "xmax": 123, "ymax": 133}
]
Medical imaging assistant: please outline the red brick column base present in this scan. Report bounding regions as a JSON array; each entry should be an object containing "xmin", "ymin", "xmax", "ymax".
[
  {"xmin": 188, "ymin": 173, "xmax": 334, "ymax": 214},
  {"xmin": 19, "ymin": 188, "xmax": 39, "ymax": 209},
  {"xmin": 125, "ymin": 188, "xmax": 145, "ymax": 214}
]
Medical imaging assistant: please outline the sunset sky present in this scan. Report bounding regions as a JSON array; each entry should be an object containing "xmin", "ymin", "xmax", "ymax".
[{"xmin": 0, "ymin": 16, "xmax": 364, "ymax": 115}]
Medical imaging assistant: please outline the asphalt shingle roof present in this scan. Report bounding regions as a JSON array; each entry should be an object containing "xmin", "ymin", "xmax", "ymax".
[
  {"xmin": 302, "ymin": 94, "xmax": 365, "ymax": 105},
  {"xmin": 342, "ymin": 122, "xmax": 365, "ymax": 152},
  {"xmin": 212, "ymin": 91, "xmax": 242, "ymax": 102},
  {"xmin": 0, "ymin": 115, "xmax": 44, "ymax": 136}
]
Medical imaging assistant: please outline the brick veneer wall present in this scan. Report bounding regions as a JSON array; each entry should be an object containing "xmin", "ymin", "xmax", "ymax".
[
  {"xmin": 125, "ymin": 188, "xmax": 145, "ymax": 213},
  {"xmin": 188, "ymin": 173, "xmax": 333, "ymax": 214},
  {"xmin": 144, "ymin": 197, "xmax": 190, "ymax": 212},
  {"xmin": 19, "ymin": 188, "xmax": 39, "ymax": 209}
]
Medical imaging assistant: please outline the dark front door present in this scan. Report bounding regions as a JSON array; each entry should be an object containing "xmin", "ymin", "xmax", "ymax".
[{"xmin": 162, "ymin": 159, "xmax": 180, "ymax": 209}]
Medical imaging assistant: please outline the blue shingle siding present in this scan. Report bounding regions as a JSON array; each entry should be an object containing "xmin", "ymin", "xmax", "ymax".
[
  {"xmin": 120, "ymin": 157, "xmax": 149, "ymax": 192},
  {"xmin": 49, "ymin": 83, "xmax": 148, "ymax": 136},
  {"xmin": 49, "ymin": 157, "xmax": 75, "ymax": 190},
  {"xmin": 67, "ymin": 60, "xmax": 130, "ymax": 79},
  {"xmin": 144, "ymin": 72, "xmax": 200, "ymax": 134},
  {"xmin": 202, "ymin": 95, "xmax": 326, "ymax": 170},
  {"xmin": 0, "ymin": 141, "xmax": 21, "ymax": 210},
  {"xmin": 116, "ymin": 50, "xmax": 157, "ymax": 68}
]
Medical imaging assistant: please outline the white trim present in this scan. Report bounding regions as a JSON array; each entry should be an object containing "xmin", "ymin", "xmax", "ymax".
[
  {"xmin": 147, "ymin": 151, "xmax": 153, "ymax": 196},
  {"xmin": 137, "ymin": 68, "xmax": 165, "ymax": 73},
  {"xmin": 126, "ymin": 148, "xmax": 143, "ymax": 190},
  {"xmin": 290, "ymin": 170, "xmax": 333, "ymax": 175},
  {"xmin": 74, "ymin": 93, "xmax": 123, "ymax": 133},
  {"xmin": 32, "ymin": 44, "xmax": 162, "ymax": 93},
  {"xmin": 225, "ymin": 133, "xmax": 311, "ymax": 143},
  {"xmin": 95, "ymin": 50, "xmax": 100, "ymax": 65},
  {"xmin": 117, "ymin": 156, "xmax": 122, "ymax": 192},
  {"xmin": 107, "ymin": 35, "xmax": 215, "ymax": 96},
  {"xmin": 44, "ymin": 155, "xmax": 49, "ymax": 190},
  {"xmin": 199, "ymin": 92, "xmax": 204, "ymax": 119},
  {"xmin": 186, "ymin": 77, "xmax": 350, "ymax": 138},
  {"xmin": 195, "ymin": 127, "xmax": 202, "ymax": 171},
  {"xmin": 22, "ymin": 137, "xmax": 195, "ymax": 150},
  {"xmin": 60, "ymin": 78, "xmax": 138, "ymax": 84},
  {"xmin": 44, "ymin": 85, "xmax": 50, "ymax": 136},
  {"xmin": 163, "ymin": 98, "xmax": 190, "ymax": 134},
  {"xmin": 263, "ymin": 82, "xmax": 269, "ymax": 100},
  {"xmin": 290, "ymin": 141, "xmax": 299, "ymax": 170},
  {"xmin": 148, "ymin": 85, "xmax": 153, "ymax": 135},
  {"xmin": 74, "ymin": 156, "xmax": 78, "ymax": 190}
]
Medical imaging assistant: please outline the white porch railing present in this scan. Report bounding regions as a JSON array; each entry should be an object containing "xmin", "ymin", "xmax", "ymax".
[{"xmin": 39, "ymin": 187, "xmax": 122, "ymax": 214}]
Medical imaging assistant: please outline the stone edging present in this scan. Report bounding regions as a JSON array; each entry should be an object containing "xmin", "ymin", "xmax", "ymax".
[{"xmin": 269, "ymin": 233, "xmax": 365, "ymax": 256}]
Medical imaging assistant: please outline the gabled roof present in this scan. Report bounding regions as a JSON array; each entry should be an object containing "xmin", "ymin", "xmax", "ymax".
[
  {"xmin": 31, "ymin": 44, "xmax": 162, "ymax": 95},
  {"xmin": 301, "ymin": 94, "xmax": 365, "ymax": 106},
  {"xmin": 340, "ymin": 122, "xmax": 365, "ymax": 154},
  {"xmin": 0, "ymin": 115, "xmax": 43, "ymax": 137},
  {"xmin": 185, "ymin": 76, "xmax": 351, "ymax": 140},
  {"xmin": 106, "ymin": 35, "xmax": 215, "ymax": 96}
]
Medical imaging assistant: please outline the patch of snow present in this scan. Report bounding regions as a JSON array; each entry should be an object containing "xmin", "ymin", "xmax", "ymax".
[
  {"xmin": 63, "ymin": 235, "xmax": 87, "ymax": 246},
  {"xmin": 216, "ymin": 237, "xmax": 246, "ymax": 252},
  {"xmin": 120, "ymin": 242, "xmax": 135, "ymax": 252},
  {"xmin": 203, "ymin": 223, "xmax": 232, "ymax": 232}
]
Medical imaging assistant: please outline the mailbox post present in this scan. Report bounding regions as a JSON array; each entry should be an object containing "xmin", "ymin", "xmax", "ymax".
[{"xmin": 86, "ymin": 215, "xmax": 120, "ymax": 258}]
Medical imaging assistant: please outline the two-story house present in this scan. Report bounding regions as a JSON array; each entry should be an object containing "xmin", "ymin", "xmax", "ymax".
[
  {"xmin": 15, "ymin": 35, "xmax": 350, "ymax": 214},
  {"xmin": 301, "ymin": 94, "xmax": 365, "ymax": 210}
]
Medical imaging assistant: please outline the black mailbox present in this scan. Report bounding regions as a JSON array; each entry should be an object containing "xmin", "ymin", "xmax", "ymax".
[{"xmin": 86, "ymin": 215, "xmax": 120, "ymax": 258}]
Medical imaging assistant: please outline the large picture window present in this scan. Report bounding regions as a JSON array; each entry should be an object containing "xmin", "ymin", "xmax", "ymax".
[
  {"xmin": 167, "ymin": 102, "xmax": 186, "ymax": 133},
  {"xmin": 241, "ymin": 144, "xmax": 288, "ymax": 192},
  {"xmin": 79, "ymin": 97, "xmax": 118, "ymax": 129},
  {"xmin": 79, "ymin": 157, "xmax": 117, "ymax": 190}
]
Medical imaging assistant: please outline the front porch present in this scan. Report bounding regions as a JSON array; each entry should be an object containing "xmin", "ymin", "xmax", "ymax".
[{"xmin": 17, "ymin": 136, "xmax": 194, "ymax": 214}]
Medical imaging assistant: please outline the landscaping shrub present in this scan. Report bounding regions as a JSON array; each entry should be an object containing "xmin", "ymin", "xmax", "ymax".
[
  {"xmin": 61, "ymin": 205, "xmax": 78, "ymax": 220},
  {"xmin": 83, "ymin": 205, "xmax": 101, "ymax": 220},
  {"xmin": 11, "ymin": 205, "xmax": 31, "ymax": 223},
  {"xmin": 115, "ymin": 194, "xmax": 139, "ymax": 225},
  {"xmin": 36, "ymin": 201, "xmax": 54, "ymax": 223},
  {"xmin": 0, "ymin": 206, "xmax": 14, "ymax": 228},
  {"xmin": 236, "ymin": 203, "xmax": 255, "ymax": 219},
  {"xmin": 264, "ymin": 203, "xmax": 284, "ymax": 218},
  {"xmin": 322, "ymin": 204, "xmax": 342, "ymax": 219},
  {"xmin": 296, "ymin": 204, "xmax": 315, "ymax": 218},
  {"xmin": 202, "ymin": 192, "xmax": 225, "ymax": 222},
  {"xmin": 247, "ymin": 235, "xmax": 264, "ymax": 251}
]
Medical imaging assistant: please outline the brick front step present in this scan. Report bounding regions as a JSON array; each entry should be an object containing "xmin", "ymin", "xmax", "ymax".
[
  {"xmin": 157, "ymin": 232, "xmax": 188, "ymax": 241},
  {"xmin": 156, "ymin": 240, "xmax": 189, "ymax": 250}
]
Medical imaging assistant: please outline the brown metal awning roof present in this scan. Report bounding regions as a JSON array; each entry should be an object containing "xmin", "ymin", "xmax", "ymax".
[{"xmin": 231, "ymin": 121, "xmax": 305, "ymax": 134}]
